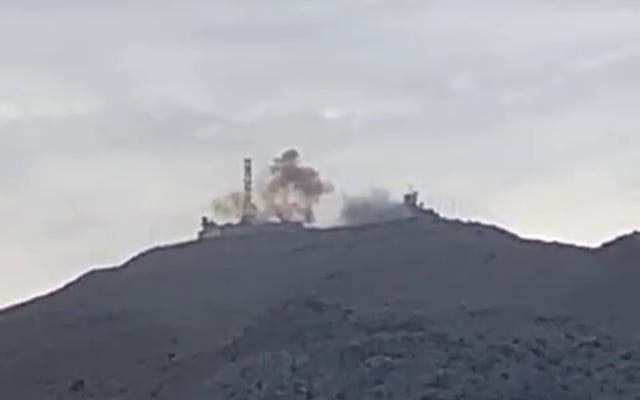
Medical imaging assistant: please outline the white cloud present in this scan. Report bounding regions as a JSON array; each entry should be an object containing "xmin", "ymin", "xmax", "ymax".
[{"xmin": 577, "ymin": 48, "xmax": 640, "ymax": 70}]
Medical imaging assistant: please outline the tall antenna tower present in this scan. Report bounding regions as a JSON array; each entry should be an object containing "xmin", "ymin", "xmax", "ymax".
[{"xmin": 242, "ymin": 157, "xmax": 254, "ymax": 222}]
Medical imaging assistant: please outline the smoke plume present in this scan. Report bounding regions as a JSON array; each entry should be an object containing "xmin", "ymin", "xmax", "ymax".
[
  {"xmin": 339, "ymin": 189, "xmax": 413, "ymax": 226},
  {"xmin": 212, "ymin": 192, "xmax": 245, "ymax": 219},
  {"xmin": 260, "ymin": 149, "xmax": 334, "ymax": 223},
  {"xmin": 211, "ymin": 149, "xmax": 333, "ymax": 224}
]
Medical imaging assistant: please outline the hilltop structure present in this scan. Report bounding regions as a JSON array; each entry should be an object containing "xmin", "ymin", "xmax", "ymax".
[
  {"xmin": 198, "ymin": 158, "xmax": 435, "ymax": 240},
  {"xmin": 197, "ymin": 158, "xmax": 304, "ymax": 240}
]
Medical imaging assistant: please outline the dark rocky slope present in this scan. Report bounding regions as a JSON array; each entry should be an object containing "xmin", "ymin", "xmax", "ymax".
[{"xmin": 0, "ymin": 217, "xmax": 638, "ymax": 399}]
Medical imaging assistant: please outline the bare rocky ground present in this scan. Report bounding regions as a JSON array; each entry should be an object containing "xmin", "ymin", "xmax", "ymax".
[
  {"xmin": 208, "ymin": 297, "xmax": 640, "ymax": 400},
  {"xmin": 1, "ymin": 216, "xmax": 638, "ymax": 399}
]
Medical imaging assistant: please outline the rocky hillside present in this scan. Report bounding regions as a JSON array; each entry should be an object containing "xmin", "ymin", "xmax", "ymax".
[
  {"xmin": 0, "ymin": 216, "xmax": 638, "ymax": 399},
  {"xmin": 207, "ymin": 298, "xmax": 640, "ymax": 400}
]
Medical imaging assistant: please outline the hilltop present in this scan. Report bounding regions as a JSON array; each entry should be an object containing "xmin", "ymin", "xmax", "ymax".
[{"xmin": 1, "ymin": 215, "xmax": 639, "ymax": 399}]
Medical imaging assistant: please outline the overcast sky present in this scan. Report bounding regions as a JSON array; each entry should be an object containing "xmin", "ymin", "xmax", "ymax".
[{"xmin": 1, "ymin": 0, "xmax": 639, "ymax": 307}]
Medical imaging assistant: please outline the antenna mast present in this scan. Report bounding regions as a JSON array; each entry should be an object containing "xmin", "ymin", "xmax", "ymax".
[{"xmin": 242, "ymin": 157, "xmax": 254, "ymax": 222}]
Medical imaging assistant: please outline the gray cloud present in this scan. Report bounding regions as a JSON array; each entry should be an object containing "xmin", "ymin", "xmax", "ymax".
[{"xmin": 1, "ymin": 0, "xmax": 639, "ymax": 307}]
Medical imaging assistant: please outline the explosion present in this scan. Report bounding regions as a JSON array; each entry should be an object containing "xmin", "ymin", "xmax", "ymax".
[{"xmin": 212, "ymin": 149, "xmax": 333, "ymax": 224}]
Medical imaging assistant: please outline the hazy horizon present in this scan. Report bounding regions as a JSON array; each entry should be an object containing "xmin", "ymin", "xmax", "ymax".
[{"xmin": 1, "ymin": 0, "xmax": 639, "ymax": 308}]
